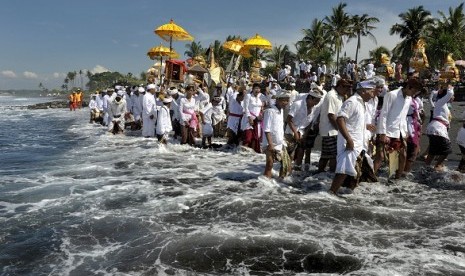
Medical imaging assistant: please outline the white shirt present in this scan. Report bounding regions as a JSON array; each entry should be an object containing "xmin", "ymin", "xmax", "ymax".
[
  {"xmin": 156, "ymin": 105, "xmax": 173, "ymax": 135},
  {"xmin": 227, "ymin": 93, "xmax": 244, "ymax": 133},
  {"xmin": 96, "ymin": 95, "xmax": 104, "ymax": 110},
  {"xmin": 170, "ymin": 93, "xmax": 185, "ymax": 121},
  {"xmin": 377, "ymin": 87, "xmax": 411, "ymax": 138},
  {"xmin": 102, "ymin": 94, "xmax": 111, "ymax": 111},
  {"xmin": 337, "ymin": 93, "xmax": 366, "ymax": 153},
  {"xmin": 427, "ymin": 88, "xmax": 454, "ymax": 139},
  {"xmin": 109, "ymin": 99, "xmax": 127, "ymax": 118},
  {"xmin": 285, "ymin": 100, "xmax": 311, "ymax": 134},
  {"xmin": 142, "ymin": 93, "xmax": 157, "ymax": 117},
  {"xmin": 179, "ymin": 97, "xmax": 197, "ymax": 122},
  {"xmin": 262, "ymin": 105, "xmax": 285, "ymax": 151},
  {"xmin": 319, "ymin": 88, "xmax": 344, "ymax": 136},
  {"xmin": 241, "ymin": 92, "xmax": 266, "ymax": 130},
  {"xmin": 429, "ymin": 89, "xmax": 438, "ymax": 108},
  {"xmin": 88, "ymin": 99, "xmax": 98, "ymax": 110},
  {"xmin": 364, "ymin": 96, "xmax": 379, "ymax": 146},
  {"xmin": 131, "ymin": 94, "xmax": 143, "ymax": 115}
]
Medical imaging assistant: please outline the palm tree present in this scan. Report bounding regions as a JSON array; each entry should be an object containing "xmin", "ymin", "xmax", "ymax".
[
  {"xmin": 211, "ymin": 40, "xmax": 228, "ymax": 68},
  {"xmin": 64, "ymin": 77, "xmax": 69, "ymax": 92},
  {"xmin": 299, "ymin": 19, "xmax": 333, "ymax": 61},
  {"xmin": 294, "ymin": 42, "xmax": 308, "ymax": 61},
  {"xmin": 324, "ymin": 2, "xmax": 352, "ymax": 72},
  {"xmin": 184, "ymin": 41, "xmax": 205, "ymax": 58},
  {"xmin": 266, "ymin": 45, "xmax": 292, "ymax": 67},
  {"xmin": 437, "ymin": 2, "xmax": 465, "ymax": 40},
  {"xmin": 348, "ymin": 14, "xmax": 379, "ymax": 63},
  {"xmin": 426, "ymin": 3, "xmax": 465, "ymax": 67},
  {"xmin": 79, "ymin": 70, "xmax": 83, "ymax": 89},
  {"xmin": 389, "ymin": 6, "xmax": 434, "ymax": 67}
]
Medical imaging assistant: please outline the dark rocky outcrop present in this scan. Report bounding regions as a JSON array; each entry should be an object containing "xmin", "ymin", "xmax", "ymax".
[{"xmin": 27, "ymin": 101, "xmax": 88, "ymax": 110}]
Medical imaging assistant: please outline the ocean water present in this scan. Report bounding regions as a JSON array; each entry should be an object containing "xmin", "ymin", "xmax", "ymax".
[{"xmin": 0, "ymin": 96, "xmax": 465, "ymax": 276}]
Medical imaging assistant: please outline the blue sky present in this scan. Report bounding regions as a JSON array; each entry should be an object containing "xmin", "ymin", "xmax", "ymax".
[{"xmin": 0, "ymin": 0, "xmax": 460, "ymax": 90}]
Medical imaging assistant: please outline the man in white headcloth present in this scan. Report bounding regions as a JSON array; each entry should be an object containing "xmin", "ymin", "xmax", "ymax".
[
  {"xmin": 299, "ymin": 59, "xmax": 307, "ymax": 79},
  {"xmin": 310, "ymin": 72, "xmax": 318, "ymax": 83},
  {"xmin": 226, "ymin": 86, "xmax": 245, "ymax": 146},
  {"xmin": 364, "ymin": 76, "xmax": 385, "ymax": 154},
  {"xmin": 102, "ymin": 88, "xmax": 114, "ymax": 126},
  {"xmin": 263, "ymin": 89, "xmax": 292, "ymax": 178},
  {"xmin": 329, "ymin": 80, "xmax": 376, "ymax": 195},
  {"xmin": 365, "ymin": 61, "xmax": 375, "ymax": 79},
  {"xmin": 96, "ymin": 90, "xmax": 104, "ymax": 118},
  {"xmin": 88, "ymin": 94, "xmax": 100, "ymax": 123},
  {"xmin": 285, "ymin": 89, "xmax": 323, "ymax": 171},
  {"xmin": 142, "ymin": 84, "xmax": 158, "ymax": 137},
  {"xmin": 331, "ymin": 73, "xmax": 341, "ymax": 87},
  {"xmin": 108, "ymin": 90, "xmax": 128, "ymax": 134},
  {"xmin": 268, "ymin": 80, "xmax": 280, "ymax": 107},
  {"xmin": 306, "ymin": 61, "xmax": 312, "ymax": 77},
  {"xmin": 321, "ymin": 62, "xmax": 327, "ymax": 78},
  {"xmin": 200, "ymin": 96, "xmax": 225, "ymax": 148},
  {"xmin": 130, "ymin": 87, "xmax": 144, "ymax": 130},
  {"xmin": 283, "ymin": 82, "xmax": 300, "ymax": 123},
  {"xmin": 168, "ymin": 86, "xmax": 185, "ymax": 140},
  {"xmin": 156, "ymin": 96, "xmax": 173, "ymax": 144}
]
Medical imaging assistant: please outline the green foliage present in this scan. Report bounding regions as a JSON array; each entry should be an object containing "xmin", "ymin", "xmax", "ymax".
[
  {"xmin": 86, "ymin": 72, "xmax": 141, "ymax": 92},
  {"xmin": 266, "ymin": 45, "xmax": 294, "ymax": 67},
  {"xmin": 184, "ymin": 41, "xmax": 205, "ymax": 58},
  {"xmin": 390, "ymin": 6, "xmax": 434, "ymax": 67}
]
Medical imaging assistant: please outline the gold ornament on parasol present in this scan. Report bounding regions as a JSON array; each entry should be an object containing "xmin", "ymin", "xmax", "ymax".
[
  {"xmin": 147, "ymin": 44, "xmax": 179, "ymax": 84},
  {"xmin": 154, "ymin": 19, "xmax": 194, "ymax": 52}
]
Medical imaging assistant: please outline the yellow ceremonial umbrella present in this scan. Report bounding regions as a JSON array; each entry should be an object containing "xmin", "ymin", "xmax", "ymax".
[
  {"xmin": 222, "ymin": 39, "xmax": 247, "ymax": 74},
  {"xmin": 222, "ymin": 39, "xmax": 244, "ymax": 54},
  {"xmin": 154, "ymin": 19, "xmax": 194, "ymax": 52},
  {"xmin": 147, "ymin": 44, "xmax": 179, "ymax": 84},
  {"xmin": 243, "ymin": 33, "xmax": 272, "ymax": 59},
  {"xmin": 147, "ymin": 44, "xmax": 179, "ymax": 59}
]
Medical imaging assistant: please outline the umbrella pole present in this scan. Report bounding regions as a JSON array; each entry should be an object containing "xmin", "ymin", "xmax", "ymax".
[
  {"xmin": 169, "ymin": 36, "xmax": 172, "ymax": 84},
  {"xmin": 169, "ymin": 37, "xmax": 173, "ymax": 58},
  {"xmin": 160, "ymin": 56, "xmax": 163, "ymax": 86}
]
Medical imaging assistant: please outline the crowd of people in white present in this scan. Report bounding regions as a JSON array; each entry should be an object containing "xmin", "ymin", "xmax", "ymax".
[{"xmin": 87, "ymin": 68, "xmax": 462, "ymax": 196}]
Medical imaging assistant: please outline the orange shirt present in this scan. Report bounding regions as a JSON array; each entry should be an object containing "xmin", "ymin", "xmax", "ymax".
[{"xmin": 76, "ymin": 92, "xmax": 83, "ymax": 102}]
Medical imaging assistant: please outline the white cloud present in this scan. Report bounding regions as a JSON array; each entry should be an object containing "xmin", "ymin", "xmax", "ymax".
[
  {"xmin": 53, "ymin": 72, "xmax": 66, "ymax": 78},
  {"xmin": 1, "ymin": 70, "xmax": 17, "ymax": 78},
  {"xmin": 91, "ymin": 65, "xmax": 110, "ymax": 74},
  {"xmin": 23, "ymin": 71, "xmax": 38, "ymax": 79}
]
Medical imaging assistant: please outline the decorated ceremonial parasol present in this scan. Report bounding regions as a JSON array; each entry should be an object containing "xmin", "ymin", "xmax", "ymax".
[
  {"xmin": 154, "ymin": 19, "xmax": 194, "ymax": 52},
  {"xmin": 222, "ymin": 39, "xmax": 247, "ymax": 73},
  {"xmin": 243, "ymin": 33, "xmax": 272, "ymax": 59},
  {"xmin": 147, "ymin": 44, "xmax": 179, "ymax": 84},
  {"xmin": 222, "ymin": 39, "xmax": 244, "ymax": 54},
  {"xmin": 147, "ymin": 44, "xmax": 179, "ymax": 59}
]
